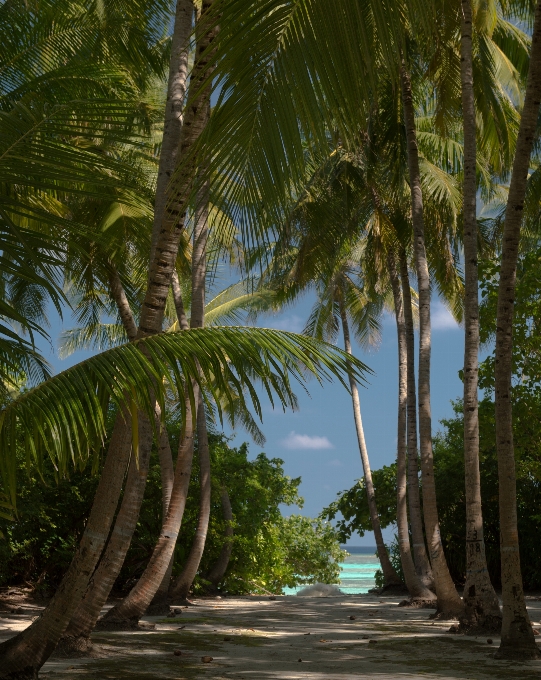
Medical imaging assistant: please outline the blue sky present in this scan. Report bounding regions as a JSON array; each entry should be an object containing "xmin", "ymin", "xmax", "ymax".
[{"xmin": 40, "ymin": 289, "xmax": 471, "ymax": 548}]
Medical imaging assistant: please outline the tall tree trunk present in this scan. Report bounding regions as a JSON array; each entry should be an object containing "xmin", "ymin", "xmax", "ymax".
[
  {"xmin": 399, "ymin": 249, "xmax": 435, "ymax": 591},
  {"xmin": 0, "ymin": 409, "xmax": 134, "ymax": 678},
  {"xmin": 400, "ymin": 64, "xmax": 464, "ymax": 618},
  {"xmin": 387, "ymin": 251, "xmax": 436, "ymax": 601},
  {"xmin": 59, "ymin": 416, "xmax": 153, "ymax": 645},
  {"xmin": 338, "ymin": 299, "xmax": 402, "ymax": 588},
  {"xmin": 493, "ymin": 0, "xmax": 541, "ymax": 660},
  {"xmin": 99, "ymin": 393, "xmax": 198, "ymax": 624},
  {"xmin": 169, "ymin": 171, "xmax": 211, "ymax": 601},
  {"xmin": 149, "ymin": 0, "xmax": 194, "ymax": 265},
  {"xmin": 148, "ymin": 425, "xmax": 177, "ymax": 611},
  {"xmin": 204, "ymin": 486, "xmax": 234, "ymax": 590},
  {"xmin": 169, "ymin": 394, "xmax": 212, "ymax": 600},
  {"xmin": 459, "ymin": 0, "xmax": 502, "ymax": 634},
  {"xmin": 0, "ymin": 1, "xmax": 202, "ymax": 673}
]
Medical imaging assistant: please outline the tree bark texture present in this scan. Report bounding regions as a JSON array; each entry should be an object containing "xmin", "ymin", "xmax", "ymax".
[
  {"xmin": 339, "ymin": 300, "xmax": 402, "ymax": 587},
  {"xmin": 150, "ymin": 425, "xmax": 177, "ymax": 606},
  {"xmin": 169, "ymin": 394, "xmax": 212, "ymax": 600},
  {"xmin": 399, "ymin": 249, "xmax": 435, "ymax": 591},
  {"xmin": 0, "ymin": 409, "xmax": 133, "ymax": 677},
  {"xmin": 60, "ymin": 416, "xmax": 153, "ymax": 641},
  {"xmin": 99, "ymin": 393, "xmax": 198, "ymax": 624},
  {"xmin": 205, "ymin": 486, "xmax": 234, "ymax": 589},
  {"xmin": 493, "ymin": 0, "xmax": 541, "ymax": 660},
  {"xmin": 459, "ymin": 0, "xmax": 502, "ymax": 634},
  {"xmin": 140, "ymin": 0, "xmax": 217, "ymax": 337},
  {"xmin": 388, "ymin": 251, "xmax": 435, "ymax": 601},
  {"xmin": 149, "ymin": 0, "xmax": 194, "ymax": 265},
  {"xmin": 400, "ymin": 64, "xmax": 464, "ymax": 618}
]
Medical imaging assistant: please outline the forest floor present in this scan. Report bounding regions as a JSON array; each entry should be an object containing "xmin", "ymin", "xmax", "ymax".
[{"xmin": 1, "ymin": 591, "xmax": 541, "ymax": 679}]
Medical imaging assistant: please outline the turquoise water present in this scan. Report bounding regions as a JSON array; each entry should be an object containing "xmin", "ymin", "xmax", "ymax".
[{"xmin": 284, "ymin": 546, "xmax": 380, "ymax": 595}]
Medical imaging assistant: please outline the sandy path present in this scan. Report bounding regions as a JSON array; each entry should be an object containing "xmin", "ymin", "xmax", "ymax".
[{"xmin": 1, "ymin": 594, "xmax": 541, "ymax": 679}]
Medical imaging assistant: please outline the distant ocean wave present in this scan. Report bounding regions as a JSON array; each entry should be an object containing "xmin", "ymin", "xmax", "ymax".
[{"xmin": 283, "ymin": 546, "xmax": 380, "ymax": 595}]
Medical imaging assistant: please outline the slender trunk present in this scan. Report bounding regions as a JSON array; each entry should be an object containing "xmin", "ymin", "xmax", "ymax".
[
  {"xmin": 388, "ymin": 251, "xmax": 435, "ymax": 601},
  {"xmin": 493, "ymin": 0, "xmax": 541, "ymax": 660},
  {"xmin": 172, "ymin": 269, "xmax": 190, "ymax": 331},
  {"xmin": 99, "ymin": 392, "xmax": 198, "ymax": 624},
  {"xmin": 339, "ymin": 299, "xmax": 401, "ymax": 587},
  {"xmin": 60, "ymin": 415, "xmax": 153, "ymax": 643},
  {"xmin": 399, "ymin": 249, "xmax": 435, "ymax": 590},
  {"xmin": 149, "ymin": 0, "xmax": 194, "ymax": 265},
  {"xmin": 149, "ymin": 425, "xmax": 176, "ymax": 609},
  {"xmin": 169, "ymin": 394, "xmax": 212, "ymax": 600},
  {"xmin": 0, "ymin": 409, "xmax": 133, "ymax": 677},
  {"xmin": 205, "ymin": 486, "xmax": 234, "ymax": 589},
  {"xmin": 459, "ymin": 0, "xmax": 502, "ymax": 634},
  {"xmin": 169, "ymin": 166, "xmax": 211, "ymax": 601},
  {"xmin": 0, "ymin": 2, "xmax": 200, "ymax": 671},
  {"xmin": 58, "ymin": 273, "xmax": 157, "ymax": 645},
  {"xmin": 400, "ymin": 64, "xmax": 464, "ymax": 618}
]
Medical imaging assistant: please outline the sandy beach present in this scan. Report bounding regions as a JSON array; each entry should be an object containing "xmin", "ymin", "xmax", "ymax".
[{"xmin": 1, "ymin": 592, "xmax": 541, "ymax": 679}]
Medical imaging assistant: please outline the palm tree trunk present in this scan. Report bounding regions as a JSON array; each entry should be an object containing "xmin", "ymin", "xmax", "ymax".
[
  {"xmin": 149, "ymin": 0, "xmax": 194, "ymax": 265},
  {"xmin": 399, "ymin": 249, "xmax": 435, "ymax": 591},
  {"xmin": 338, "ymin": 299, "xmax": 402, "ymax": 587},
  {"xmin": 169, "ymin": 167, "xmax": 211, "ymax": 601},
  {"xmin": 0, "ymin": 2, "xmax": 201, "ymax": 671},
  {"xmin": 493, "ymin": 0, "xmax": 541, "ymax": 660},
  {"xmin": 400, "ymin": 64, "xmax": 464, "ymax": 618},
  {"xmin": 205, "ymin": 486, "xmax": 234, "ymax": 590},
  {"xmin": 148, "ymin": 425, "xmax": 177, "ymax": 610},
  {"xmin": 98, "ymin": 391, "xmax": 198, "ymax": 624},
  {"xmin": 169, "ymin": 394, "xmax": 212, "ymax": 600},
  {"xmin": 459, "ymin": 0, "xmax": 501, "ymax": 634},
  {"xmin": 59, "ymin": 415, "xmax": 153, "ymax": 644},
  {"xmin": 387, "ymin": 251, "xmax": 435, "ymax": 601},
  {"xmin": 0, "ymin": 408, "xmax": 133, "ymax": 677},
  {"xmin": 58, "ymin": 275, "xmax": 158, "ymax": 645}
]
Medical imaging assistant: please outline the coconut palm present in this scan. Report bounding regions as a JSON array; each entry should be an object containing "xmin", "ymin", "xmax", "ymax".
[{"xmin": 492, "ymin": 0, "xmax": 541, "ymax": 661}]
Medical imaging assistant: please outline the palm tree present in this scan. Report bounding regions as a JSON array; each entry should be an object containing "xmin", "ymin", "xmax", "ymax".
[
  {"xmin": 400, "ymin": 63, "xmax": 465, "ymax": 618},
  {"xmin": 458, "ymin": 0, "xmax": 502, "ymax": 632},
  {"xmin": 492, "ymin": 0, "xmax": 541, "ymax": 660}
]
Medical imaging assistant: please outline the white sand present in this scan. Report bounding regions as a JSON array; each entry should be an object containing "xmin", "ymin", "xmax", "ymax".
[{"xmin": 1, "ymin": 593, "xmax": 541, "ymax": 678}]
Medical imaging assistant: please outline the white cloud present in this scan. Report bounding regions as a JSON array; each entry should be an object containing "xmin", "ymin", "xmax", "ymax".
[
  {"xmin": 281, "ymin": 431, "xmax": 334, "ymax": 450},
  {"xmin": 432, "ymin": 302, "xmax": 460, "ymax": 331}
]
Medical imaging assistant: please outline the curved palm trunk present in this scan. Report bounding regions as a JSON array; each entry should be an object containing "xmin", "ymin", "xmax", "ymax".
[
  {"xmin": 98, "ymin": 392, "xmax": 198, "ymax": 624},
  {"xmin": 339, "ymin": 300, "xmax": 401, "ymax": 587},
  {"xmin": 399, "ymin": 249, "xmax": 435, "ymax": 591},
  {"xmin": 148, "ymin": 426, "xmax": 176, "ymax": 610},
  {"xmin": 388, "ymin": 251, "xmax": 435, "ymax": 601},
  {"xmin": 459, "ymin": 0, "xmax": 501, "ymax": 634},
  {"xmin": 205, "ymin": 486, "xmax": 234, "ymax": 590},
  {"xmin": 0, "ymin": 408, "xmax": 133, "ymax": 677},
  {"xmin": 149, "ymin": 0, "xmax": 194, "ymax": 264},
  {"xmin": 0, "ymin": 2, "xmax": 201, "ymax": 672},
  {"xmin": 400, "ymin": 64, "xmax": 464, "ymax": 618},
  {"xmin": 169, "ymin": 167, "xmax": 211, "ymax": 601},
  {"xmin": 169, "ymin": 395, "xmax": 212, "ymax": 600},
  {"xmin": 60, "ymin": 416, "xmax": 153, "ymax": 644},
  {"xmin": 493, "ymin": 0, "xmax": 541, "ymax": 660}
]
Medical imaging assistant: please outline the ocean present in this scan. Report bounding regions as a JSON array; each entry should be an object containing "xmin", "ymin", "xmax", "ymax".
[{"xmin": 284, "ymin": 546, "xmax": 380, "ymax": 595}]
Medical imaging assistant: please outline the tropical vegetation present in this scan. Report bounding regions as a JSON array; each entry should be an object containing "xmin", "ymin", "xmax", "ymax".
[{"xmin": 0, "ymin": 0, "xmax": 541, "ymax": 675}]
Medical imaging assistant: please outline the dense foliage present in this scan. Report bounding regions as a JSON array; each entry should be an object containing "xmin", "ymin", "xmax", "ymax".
[{"xmin": 0, "ymin": 426, "xmax": 345, "ymax": 596}]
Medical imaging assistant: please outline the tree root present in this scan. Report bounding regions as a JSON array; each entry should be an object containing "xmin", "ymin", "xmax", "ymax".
[
  {"xmin": 451, "ymin": 614, "xmax": 503, "ymax": 636},
  {"xmin": 379, "ymin": 583, "xmax": 409, "ymax": 596},
  {"xmin": 53, "ymin": 635, "xmax": 95, "ymax": 658},
  {"xmin": 398, "ymin": 598, "xmax": 437, "ymax": 609},
  {"xmin": 94, "ymin": 617, "xmax": 155, "ymax": 631}
]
